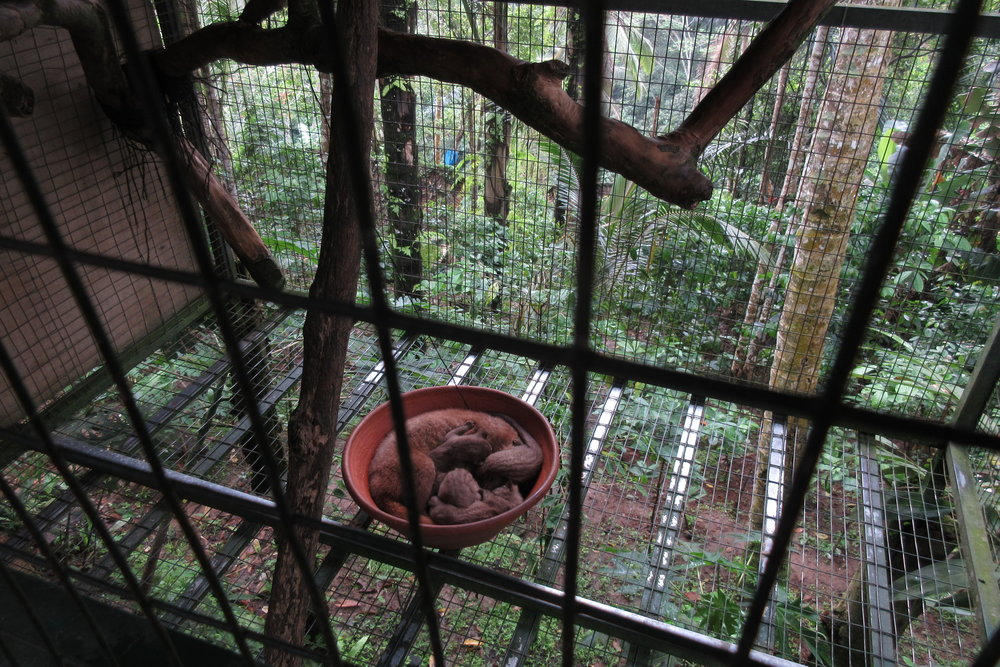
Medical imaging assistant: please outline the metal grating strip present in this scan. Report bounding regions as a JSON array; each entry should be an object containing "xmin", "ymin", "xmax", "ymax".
[
  {"xmin": 626, "ymin": 396, "xmax": 705, "ymax": 666},
  {"xmin": 857, "ymin": 433, "xmax": 897, "ymax": 667},
  {"xmin": 756, "ymin": 416, "xmax": 788, "ymax": 648},
  {"xmin": 503, "ymin": 381, "xmax": 625, "ymax": 667}
]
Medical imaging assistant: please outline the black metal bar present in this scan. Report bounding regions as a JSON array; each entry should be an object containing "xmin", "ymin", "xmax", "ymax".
[
  {"xmin": 362, "ymin": 348, "xmax": 486, "ymax": 666},
  {"xmin": 857, "ymin": 433, "xmax": 897, "ymax": 667},
  {"xmin": 7, "ymin": 421, "xmax": 817, "ymax": 666},
  {"xmin": 315, "ymin": 2, "xmax": 445, "ymax": 661},
  {"xmin": 534, "ymin": 0, "xmax": 1000, "ymax": 37},
  {"xmin": 0, "ymin": 540, "xmax": 66, "ymax": 663},
  {"xmin": 561, "ymin": 2, "xmax": 607, "ymax": 663},
  {"xmin": 163, "ymin": 333, "xmax": 417, "ymax": 646},
  {"xmin": 103, "ymin": 0, "xmax": 345, "ymax": 655},
  {"xmin": 626, "ymin": 396, "xmax": 705, "ymax": 666},
  {"xmin": 1, "ymin": 355, "xmax": 231, "ymax": 562},
  {"xmin": 504, "ymin": 381, "xmax": 624, "ymax": 666}
]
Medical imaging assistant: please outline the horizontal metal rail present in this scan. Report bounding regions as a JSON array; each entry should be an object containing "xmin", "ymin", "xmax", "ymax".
[
  {"xmin": 0, "ymin": 357, "xmax": 231, "ymax": 563},
  {"xmin": 7, "ymin": 426, "xmax": 813, "ymax": 666}
]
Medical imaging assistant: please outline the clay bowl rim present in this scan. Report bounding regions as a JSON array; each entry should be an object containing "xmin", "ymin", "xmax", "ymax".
[{"xmin": 342, "ymin": 386, "xmax": 559, "ymax": 546}]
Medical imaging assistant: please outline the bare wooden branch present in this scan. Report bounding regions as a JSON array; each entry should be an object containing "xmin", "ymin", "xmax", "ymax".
[
  {"xmin": 179, "ymin": 138, "xmax": 285, "ymax": 290},
  {"xmin": 152, "ymin": 0, "xmax": 834, "ymax": 209},
  {"xmin": 1, "ymin": 0, "xmax": 144, "ymax": 137},
  {"xmin": 150, "ymin": 22, "xmax": 317, "ymax": 76},
  {"xmin": 378, "ymin": 32, "xmax": 713, "ymax": 208},
  {"xmin": 678, "ymin": 0, "xmax": 838, "ymax": 153},
  {"xmin": 238, "ymin": 0, "xmax": 286, "ymax": 24}
]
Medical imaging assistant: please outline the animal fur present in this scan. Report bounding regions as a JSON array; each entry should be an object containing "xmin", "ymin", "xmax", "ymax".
[
  {"xmin": 435, "ymin": 468, "xmax": 481, "ymax": 508},
  {"xmin": 428, "ymin": 481, "xmax": 524, "ymax": 525},
  {"xmin": 368, "ymin": 408, "xmax": 534, "ymax": 522},
  {"xmin": 477, "ymin": 414, "xmax": 543, "ymax": 490}
]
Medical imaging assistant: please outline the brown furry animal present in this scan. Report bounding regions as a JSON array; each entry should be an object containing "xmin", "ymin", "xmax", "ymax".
[
  {"xmin": 477, "ymin": 414, "xmax": 543, "ymax": 490},
  {"xmin": 368, "ymin": 409, "xmax": 524, "ymax": 521},
  {"xmin": 428, "ymin": 481, "xmax": 524, "ymax": 525},
  {"xmin": 435, "ymin": 468, "xmax": 481, "ymax": 508}
]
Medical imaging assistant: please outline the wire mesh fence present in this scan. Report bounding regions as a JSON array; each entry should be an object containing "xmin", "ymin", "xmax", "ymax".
[{"xmin": 2, "ymin": 0, "xmax": 1000, "ymax": 665}]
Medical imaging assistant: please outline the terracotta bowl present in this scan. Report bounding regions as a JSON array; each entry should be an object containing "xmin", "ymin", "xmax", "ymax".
[{"xmin": 342, "ymin": 385, "xmax": 559, "ymax": 550}]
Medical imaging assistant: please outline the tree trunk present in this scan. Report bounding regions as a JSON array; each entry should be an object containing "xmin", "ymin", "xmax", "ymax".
[
  {"xmin": 769, "ymin": 14, "xmax": 896, "ymax": 408},
  {"xmin": 379, "ymin": 0, "xmax": 422, "ymax": 298},
  {"xmin": 262, "ymin": 2, "xmax": 378, "ymax": 665},
  {"xmin": 731, "ymin": 27, "xmax": 830, "ymax": 381},
  {"xmin": 483, "ymin": 2, "xmax": 511, "ymax": 224},
  {"xmin": 749, "ymin": 2, "xmax": 899, "ymax": 638}
]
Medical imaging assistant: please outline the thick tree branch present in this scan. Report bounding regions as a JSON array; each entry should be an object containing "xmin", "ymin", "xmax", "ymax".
[
  {"xmin": 678, "ymin": 0, "xmax": 838, "ymax": 153},
  {"xmin": 152, "ymin": 0, "xmax": 833, "ymax": 209},
  {"xmin": 377, "ymin": 31, "xmax": 712, "ymax": 208},
  {"xmin": 150, "ymin": 22, "xmax": 318, "ymax": 76},
  {"xmin": 179, "ymin": 138, "xmax": 285, "ymax": 290}
]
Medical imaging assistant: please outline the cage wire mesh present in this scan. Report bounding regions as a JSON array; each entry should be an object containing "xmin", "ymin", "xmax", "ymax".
[{"xmin": 3, "ymin": 0, "xmax": 1000, "ymax": 666}]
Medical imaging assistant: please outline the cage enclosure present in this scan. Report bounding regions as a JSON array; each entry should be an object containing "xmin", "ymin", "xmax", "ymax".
[{"xmin": 2, "ymin": 1, "xmax": 1000, "ymax": 666}]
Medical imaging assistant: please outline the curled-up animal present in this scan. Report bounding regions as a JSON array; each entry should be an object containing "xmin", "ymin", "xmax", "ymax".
[{"xmin": 429, "ymin": 481, "xmax": 524, "ymax": 525}]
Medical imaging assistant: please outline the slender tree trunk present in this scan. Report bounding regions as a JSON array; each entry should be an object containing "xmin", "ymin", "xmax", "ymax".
[
  {"xmin": 553, "ymin": 7, "xmax": 586, "ymax": 231},
  {"xmin": 263, "ymin": 2, "xmax": 378, "ymax": 665},
  {"xmin": 379, "ymin": 0, "xmax": 422, "ymax": 298},
  {"xmin": 758, "ymin": 65, "xmax": 790, "ymax": 206},
  {"xmin": 731, "ymin": 27, "xmax": 830, "ymax": 380},
  {"xmin": 749, "ymin": 0, "xmax": 898, "ymax": 621},
  {"xmin": 484, "ymin": 1, "xmax": 511, "ymax": 224}
]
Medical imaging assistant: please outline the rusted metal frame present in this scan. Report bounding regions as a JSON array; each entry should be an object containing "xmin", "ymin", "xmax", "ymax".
[
  {"xmin": 625, "ymin": 396, "xmax": 706, "ymax": 666},
  {"xmin": 502, "ymin": 380, "xmax": 625, "ymax": 667},
  {"xmin": 857, "ymin": 433, "xmax": 897, "ymax": 667},
  {"xmin": 371, "ymin": 356, "xmax": 548, "ymax": 667}
]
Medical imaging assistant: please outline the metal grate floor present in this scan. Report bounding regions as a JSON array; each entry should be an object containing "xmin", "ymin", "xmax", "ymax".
[{"xmin": 0, "ymin": 311, "xmax": 976, "ymax": 666}]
